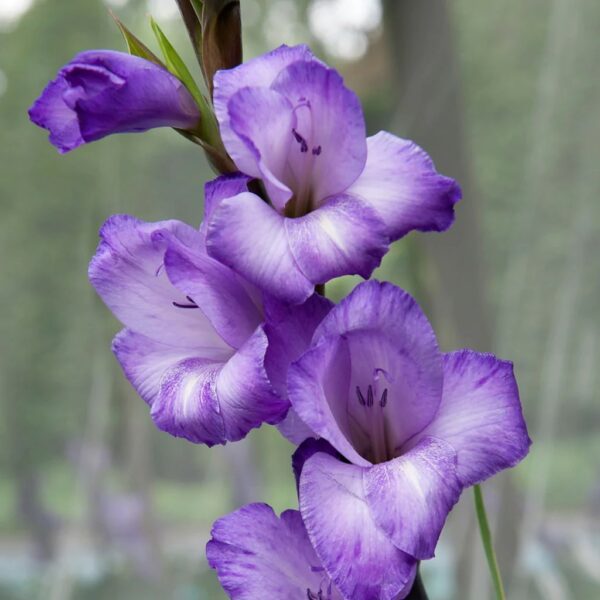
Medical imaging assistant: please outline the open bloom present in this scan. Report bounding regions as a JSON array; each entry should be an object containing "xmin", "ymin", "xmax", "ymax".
[
  {"xmin": 206, "ymin": 44, "xmax": 461, "ymax": 304},
  {"xmin": 88, "ymin": 175, "xmax": 289, "ymax": 445},
  {"xmin": 207, "ymin": 503, "xmax": 345, "ymax": 599},
  {"xmin": 287, "ymin": 281, "xmax": 531, "ymax": 599},
  {"xmin": 29, "ymin": 50, "xmax": 199, "ymax": 153}
]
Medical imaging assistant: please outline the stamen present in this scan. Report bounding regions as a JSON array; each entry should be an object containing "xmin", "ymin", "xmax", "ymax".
[
  {"xmin": 312, "ymin": 145, "xmax": 322, "ymax": 156},
  {"xmin": 172, "ymin": 295, "xmax": 198, "ymax": 309},
  {"xmin": 367, "ymin": 385, "xmax": 374, "ymax": 407},
  {"xmin": 356, "ymin": 386, "xmax": 366, "ymax": 406},
  {"xmin": 292, "ymin": 128, "xmax": 309, "ymax": 153},
  {"xmin": 380, "ymin": 388, "xmax": 388, "ymax": 408}
]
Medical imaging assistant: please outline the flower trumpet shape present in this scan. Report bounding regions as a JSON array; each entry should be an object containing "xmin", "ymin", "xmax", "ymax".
[
  {"xmin": 207, "ymin": 503, "xmax": 346, "ymax": 600},
  {"xmin": 286, "ymin": 281, "xmax": 531, "ymax": 599},
  {"xmin": 206, "ymin": 45, "xmax": 461, "ymax": 304},
  {"xmin": 88, "ymin": 175, "xmax": 290, "ymax": 445},
  {"xmin": 29, "ymin": 50, "xmax": 200, "ymax": 153}
]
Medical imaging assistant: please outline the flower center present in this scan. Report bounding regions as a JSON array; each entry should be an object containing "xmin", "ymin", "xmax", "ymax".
[{"xmin": 355, "ymin": 382, "xmax": 392, "ymax": 464}]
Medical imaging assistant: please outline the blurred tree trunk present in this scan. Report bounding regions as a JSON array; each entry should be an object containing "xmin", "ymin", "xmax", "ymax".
[{"xmin": 382, "ymin": 1, "xmax": 522, "ymax": 596}]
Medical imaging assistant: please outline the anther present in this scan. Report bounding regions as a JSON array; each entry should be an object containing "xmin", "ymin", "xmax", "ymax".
[
  {"xmin": 172, "ymin": 295, "xmax": 198, "ymax": 309},
  {"xmin": 312, "ymin": 145, "xmax": 322, "ymax": 156},
  {"xmin": 292, "ymin": 128, "xmax": 309, "ymax": 153},
  {"xmin": 380, "ymin": 388, "xmax": 388, "ymax": 408},
  {"xmin": 367, "ymin": 385, "xmax": 374, "ymax": 407},
  {"xmin": 356, "ymin": 386, "xmax": 366, "ymax": 406}
]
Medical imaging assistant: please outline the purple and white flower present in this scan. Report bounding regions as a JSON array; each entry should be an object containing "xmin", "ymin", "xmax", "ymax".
[
  {"xmin": 88, "ymin": 175, "xmax": 289, "ymax": 445},
  {"xmin": 29, "ymin": 50, "xmax": 200, "ymax": 153},
  {"xmin": 284, "ymin": 280, "xmax": 531, "ymax": 599},
  {"xmin": 206, "ymin": 44, "xmax": 461, "ymax": 304},
  {"xmin": 207, "ymin": 503, "xmax": 347, "ymax": 599}
]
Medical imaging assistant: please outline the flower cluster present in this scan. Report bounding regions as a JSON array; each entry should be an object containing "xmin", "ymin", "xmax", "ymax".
[{"xmin": 30, "ymin": 8, "xmax": 530, "ymax": 599}]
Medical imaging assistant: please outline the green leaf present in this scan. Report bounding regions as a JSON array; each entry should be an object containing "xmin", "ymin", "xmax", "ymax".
[
  {"xmin": 109, "ymin": 10, "xmax": 164, "ymax": 67},
  {"xmin": 149, "ymin": 17, "xmax": 222, "ymax": 149}
]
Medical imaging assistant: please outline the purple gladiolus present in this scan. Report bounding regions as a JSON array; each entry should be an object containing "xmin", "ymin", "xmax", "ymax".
[
  {"xmin": 206, "ymin": 44, "xmax": 462, "ymax": 303},
  {"xmin": 29, "ymin": 50, "xmax": 200, "ymax": 153},
  {"xmin": 207, "ymin": 503, "xmax": 346, "ymax": 599},
  {"xmin": 88, "ymin": 175, "xmax": 292, "ymax": 445},
  {"xmin": 281, "ymin": 280, "xmax": 531, "ymax": 599}
]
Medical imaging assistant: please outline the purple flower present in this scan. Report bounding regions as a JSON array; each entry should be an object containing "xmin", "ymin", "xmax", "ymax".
[
  {"xmin": 88, "ymin": 175, "xmax": 290, "ymax": 445},
  {"xmin": 285, "ymin": 281, "xmax": 531, "ymax": 599},
  {"xmin": 29, "ymin": 50, "xmax": 200, "ymax": 153},
  {"xmin": 207, "ymin": 503, "xmax": 347, "ymax": 599},
  {"xmin": 206, "ymin": 44, "xmax": 461, "ymax": 303}
]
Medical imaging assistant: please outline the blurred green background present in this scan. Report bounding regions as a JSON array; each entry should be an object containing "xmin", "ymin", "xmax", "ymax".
[{"xmin": 1, "ymin": 0, "xmax": 599, "ymax": 598}]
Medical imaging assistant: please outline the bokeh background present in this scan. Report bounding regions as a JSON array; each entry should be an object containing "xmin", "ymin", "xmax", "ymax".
[{"xmin": 1, "ymin": 0, "xmax": 599, "ymax": 598}]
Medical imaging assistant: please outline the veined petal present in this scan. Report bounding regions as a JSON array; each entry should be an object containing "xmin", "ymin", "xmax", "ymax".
[
  {"xmin": 203, "ymin": 173, "xmax": 252, "ymax": 225},
  {"xmin": 347, "ymin": 132, "xmax": 461, "ymax": 240},
  {"xmin": 289, "ymin": 337, "xmax": 371, "ymax": 467},
  {"xmin": 214, "ymin": 44, "xmax": 316, "ymax": 167},
  {"xmin": 225, "ymin": 86, "xmax": 294, "ymax": 210},
  {"xmin": 206, "ymin": 192, "xmax": 314, "ymax": 304},
  {"xmin": 113, "ymin": 329, "xmax": 228, "ymax": 445},
  {"xmin": 286, "ymin": 194, "xmax": 389, "ymax": 284},
  {"xmin": 364, "ymin": 438, "xmax": 461, "ymax": 560},
  {"xmin": 313, "ymin": 281, "xmax": 443, "ymax": 451},
  {"xmin": 407, "ymin": 350, "xmax": 532, "ymax": 487},
  {"xmin": 207, "ymin": 503, "xmax": 343, "ymax": 599},
  {"xmin": 164, "ymin": 238, "xmax": 262, "ymax": 349},
  {"xmin": 300, "ymin": 452, "xmax": 418, "ymax": 600},
  {"xmin": 271, "ymin": 60, "xmax": 367, "ymax": 203},
  {"xmin": 89, "ymin": 215, "xmax": 228, "ymax": 351}
]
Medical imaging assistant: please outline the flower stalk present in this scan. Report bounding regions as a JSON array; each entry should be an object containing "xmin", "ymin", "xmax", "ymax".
[{"xmin": 474, "ymin": 484, "xmax": 506, "ymax": 600}]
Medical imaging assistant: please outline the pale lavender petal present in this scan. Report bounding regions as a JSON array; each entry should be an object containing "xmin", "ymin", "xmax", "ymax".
[
  {"xmin": 163, "ymin": 239, "xmax": 262, "ymax": 349},
  {"xmin": 364, "ymin": 438, "xmax": 461, "ymax": 560},
  {"xmin": 113, "ymin": 329, "xmax": 228, "ymax": 445},
  {"xmin": 407, "ymin": 350, "xmax": 532, "ymax": 486},
  {"xmin": 206, "ymin": 192, "xmax": 314, "ymax": 304},
  {"xmin": 288, "ymin": 337, "xmax": 371, "ymax": 467},
  {"xmin": 286, "ymin": 194, "xmax": 389, "ymax": 283},
  {"xmin": 271, "ymin": 60, "xmax": 367, "ymax": 204},
  {"xmin": 89, "ymin": 215, "xmax": 228, "ymax": 351},
  {"xmin": 214, "ymin": 44, "xmax": 316, "ymax": 169},
  {"xmin": 299, "ymin": 452, "xmax": 418, "ymax": 600},
  {"xmin": 347, "ymin": 132, "xmax": 461, "ymax": 240},
  {"xmin": 207, "ymin": 503, "xmax": 343, "ymax": 599},
  {"xmin": 224, "ymin": 86, "xmax": 294, "ymax": 210},
  {"xmin": 216, "ymin": 325, "xmax": 288, "ymax": 439},
  {"xmin": 313, "ymin": 280, "xmax": 443, "ymax": 451}
]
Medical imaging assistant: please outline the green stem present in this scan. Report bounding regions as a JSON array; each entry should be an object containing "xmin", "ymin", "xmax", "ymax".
[{"xmin": 473, "ymin": 484, "xmax": 506, "ymax": 600}]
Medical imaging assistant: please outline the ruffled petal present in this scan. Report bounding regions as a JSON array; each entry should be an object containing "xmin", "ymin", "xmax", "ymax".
[
  {"xmin": 115, "ymin": 325, "xmax": 284, "ymax": 445},
  {"xmin": 313, "ymin": 281, "xmax": 443, "ymax": 450},
  {"xmin": 364, "ymin": 438, "xmax": 461, "ymax": 560},
  {"xmin": 286, "ymin": 194, "xmax": 389, "ymax": 284},
  {"xmin": 207, "ymin": 503, "xmax": 343, "ymax": 599},
  {"xmin": 347, "ymin": 132, "xmax": 461, "ymax": 240},
  {"xmin": 203, "ymin": 173, "xmax": 252, "ymax": 225},
  {"xmin": 224, "ymin": 86, "xmax": 295, "ymax": 210},
  {"xmin": 89, "ymin": 215, "xmax": 228, "ymax": 351},
  {"xmin": 206, "ymin": 192, "xmax": 314, "ymax": 304},
  {"xmin": 28, "ymin": 75, "xmax": 83, "ymax": 153},
  {"xmin": 299, "ymin": 452, "xmax": 418, "ymax": 600},
  {"xmin": 113, "ymin": 329, "xmax": 228, "ymax": 445},
  {"xmin": 407, "ymin": 350, "xmax": 532, "ymax": 487},
  {"xmin": 271, "ymin": 60, "xmax": 367, "ymax": 203}
]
